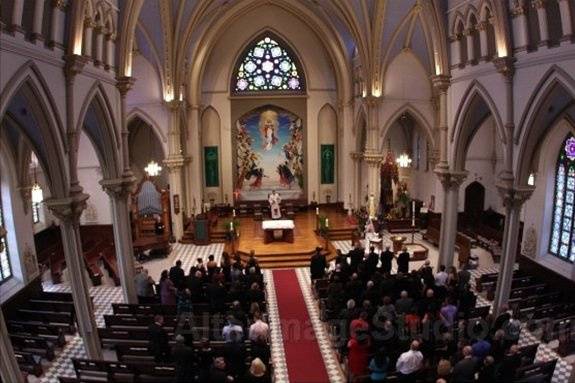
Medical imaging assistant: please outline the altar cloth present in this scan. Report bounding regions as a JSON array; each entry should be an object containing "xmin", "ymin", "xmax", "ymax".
[{"xmin": 262, "ymin": 219, "xmax": 295, "ymax": 230}]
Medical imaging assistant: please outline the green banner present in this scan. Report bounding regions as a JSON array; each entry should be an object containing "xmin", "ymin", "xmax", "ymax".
[
  {"xmin": 204, "ymin": 146, "xmax": 219, "ymax": 187},
  {"xmin": 321, "ymin": 144, "xmax": 335, "ymax": 184}
]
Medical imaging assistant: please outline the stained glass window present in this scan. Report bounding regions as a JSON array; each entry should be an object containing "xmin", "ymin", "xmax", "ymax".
[
  {"xmin": 0, "ymin": 189, "xmax": 12, "ymax": 283},
  {"xmin": 549, "ymin": 135, "xmax": 575, "ymax": 262},
  {"xmin": 233, "ymin": 35, "xmax": 305, "ymax": 94}
]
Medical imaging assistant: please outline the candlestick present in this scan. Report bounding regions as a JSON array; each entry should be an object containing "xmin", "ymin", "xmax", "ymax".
[
  {"xmin": 325, "ymin": 218, "xmax": 329, "ymax": 228},
  {"xmin": 232, "ymin": 209, "xmax": 236, "ymax": 217},
  {"xmin": 316, "ymin": 207, "xmax": 319, "ymax": 215},
  {"xmin": 411, "ymin": 200, "xmax": 416, "ymax": 226},
  {"xmin": 230, "ymin": 221, "xmax": 234, "ymax": 231}
]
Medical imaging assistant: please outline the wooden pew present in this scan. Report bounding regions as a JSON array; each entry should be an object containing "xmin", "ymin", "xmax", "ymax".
[
  {"xmin": 14, "ymin": 351, "xmax": 43, "ymax": 377},
  {"xmin": 422, "ymin": 226, "xmax": 440, "ymax": 246},
  {"xmin": 513, "ymin": 359, "xmax": 557, "ymax": 382},
  {"xmin": 71, "ymin": 359, "xmax": 176, "ymax": 383},
  {"xmin": 14, "ymin": 308, "xmax": 75, "ymax": 333},
  {"xmin": 8, "ymin": 321, "xmax": 66, "ymax": 347},
  {"xmin": 103, "ymin": 314, "xmax": 178, "ymax": 330},
  {"xmin": 10, "ymin": 334, "xmax": 56, "ymax": 361}
]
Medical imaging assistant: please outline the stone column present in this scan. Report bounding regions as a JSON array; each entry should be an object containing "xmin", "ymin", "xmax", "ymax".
[
  {"xmin": 94, "ymin": 26, "xmax": 104, "ymax": 66},
  {"xmin": 450, "ymin": 35, "xmax": 462, "ymax": 67},
  {"xmin": 511, "ymin": 2, "xmax": 530, "ymax": 51},
  {"xmin": 558, "ymin": 0, "xmax": 573, "ymax": 42},
  {"xmin": 45, "ymin": 195, "xmax": 102, "ymax": 359},
  {"xmin": 164, "ymin": 100, "xmax": 185, "ymax": 241},
  {"xmin": 185, "ymin": 104, "xmax": 202, "ymax": 216},
  {"xmin": 492, "ymin": 186, "xmax": 534, "ymax": 315},
  {"xmin": 100, "ymin": 177, "xmax": 138, "ymax": 304},
  {"xmin": 533, "ymin": 0, "xmax": 549, "ymax": 47},
  {"xmin": 0, "ymin": 308, "xmax": 24, "ymax": 383},
  {"xmin": 350, "ymin": 152, "xmax": 363, "ymax": 210},
  {"xmin": 465, "ymin": 28, "xmax": 476, "ymax": 64},
  {"xmin": 116, "ymin": 77, "xmax": 136, "ymax": 176},
  {"xmin": 48, "ymin": 0, "xmax": 66, "ymax": 50},
  {"xmin": 31, "ymin": 0, "xmax": 46, "ymax": 43},
  {"xmin": 82, "ymin": 18, "xmax": 94, "ymax": 58},
  {"xmin": 493, "ymin": 57, "xmax": 516, "ymax": 182},
  {"xmin": 478, "ymin": 21, "xmax": 489, "ymax": 61},
  {"xmin": 363, "ymin": 152, "xmax": 384, "ymax": 216},
  {"xmin": 431, "ymin": 75, "xmax": 451, "ymax": 171},
  {"xmin": 9, "ymin": 0, "xmax": 25, "ymax": 37},
  {"xmin": 104, "ymin": 33, "xmax": 114, "ymax": 71},
  {"xmin": 435, "ymin": 170, "xmax": 467, "ymax": 268}
]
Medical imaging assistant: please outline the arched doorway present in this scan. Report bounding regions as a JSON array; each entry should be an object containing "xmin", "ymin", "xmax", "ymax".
[{"xmin": 464, "ymin": 181, "xmax": 485, "ymax": 222}]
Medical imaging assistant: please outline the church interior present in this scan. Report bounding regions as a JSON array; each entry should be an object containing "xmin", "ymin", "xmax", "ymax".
[{"xmin": 2, "ymin": 0, "xmax": 575, "ymax": 382}]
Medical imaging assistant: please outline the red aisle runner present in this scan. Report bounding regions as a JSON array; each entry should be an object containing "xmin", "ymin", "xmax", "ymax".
[{"xmin": 273, "ymin": 269, "xmax": 330, "ymax": 383}]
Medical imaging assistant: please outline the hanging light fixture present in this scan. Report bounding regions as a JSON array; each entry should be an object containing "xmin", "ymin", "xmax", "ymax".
[
  {"xmin": 145, "ymin": 160, "xmax": 162, "ymax": 177},
  {"xmin": 144, "ymin": 125, "xmax": 162, "ymax": 177},
  {"xmin": 396, "ymin": 153, "xmax": 412, "ymax": 168},
  {"xmin": 31, "ymin": 162, "xmax": 43, "ymax": 204}
]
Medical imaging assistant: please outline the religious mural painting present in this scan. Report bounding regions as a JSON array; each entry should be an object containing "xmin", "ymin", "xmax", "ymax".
[
  {"xmin": 204, "ymin": 146, "xmax": 220, "ymax": 187},
  {"xmin": 321, "ymin": 144, "xmax": 335, "ymax": 184},
  {"xmin": 234, "ymin": 106, "xmax": 304, "ymax": 201}
]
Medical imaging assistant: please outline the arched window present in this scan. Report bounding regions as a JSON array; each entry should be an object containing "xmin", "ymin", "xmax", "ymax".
[
  {"xmin": 549, "ymin": 134, "xmax": 575, "ymax": 262},
  {"xmin": 0, "ymin": 189, "xmax": 11, "ymax": 283},
  {"xmin": 232, "ymin": 34, "xmax": 305, "ymax": 95}
]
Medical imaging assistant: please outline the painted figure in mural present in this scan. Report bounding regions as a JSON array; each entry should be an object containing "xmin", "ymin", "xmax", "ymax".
[
  {"xmin": 268, "ymin": 190, "xmax": 282, "ymax": 219},
  {"xmin": 259, "ymin": 110, "xmax": 279, "ymax": 151}
]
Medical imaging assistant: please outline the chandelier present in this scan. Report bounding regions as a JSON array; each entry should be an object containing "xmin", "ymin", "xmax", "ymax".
[
  {"xmin": 31, "ymin": 183, "xmax": 43, "ymax": 204},
  {"xmin": 145, "ymin": 160, "xmax": 162, "ymax": 177},
  {"xmin": 396, "ymin": 153, "xmax": 412, "ymax": 168}
]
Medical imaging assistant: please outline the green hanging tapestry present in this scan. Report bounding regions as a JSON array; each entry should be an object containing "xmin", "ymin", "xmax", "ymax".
[
  {"xmin": 321, "ymin": 144, "xmax": 335, "ymax": 184},
  {"xmin": 204, "ymin": 146, "xmax": 219, "ymax": 187}
]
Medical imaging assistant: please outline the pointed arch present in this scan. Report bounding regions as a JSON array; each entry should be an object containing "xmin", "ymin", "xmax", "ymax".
[
  {"xmin": 75, "ymin": 81, "xmax": 121, "ymax": 180},
  {"xmin": 450, "ymin": 80, "xmax": 506, "ymax": 171},
  {"xmin": 479, "ymin": 0, "xmax": 493, "ymax": 22},
  {"xmin": 380, "ymin": 103, "xmax": 436, "ymax": 151},
  {"xmin": 230, "ymin": 29, "xmax": 307, "ymax": 95},
  {"xmin": 465, "ymin": 5, "xmax": 479, "ymax": 28},
  {"xmin": 515, "ymin": 66, "xmax": 575, "ymax": 185},
  {"xmin": 451, "ymin": 12, "xmax": 466, "ymax": 35},
  {"xmin": 0, "ymin": 62, "xmax": 68, "ymax": 198},
  {"xmin": 127, "ymin": 108, "xmax": 167, "ymax": 144}
]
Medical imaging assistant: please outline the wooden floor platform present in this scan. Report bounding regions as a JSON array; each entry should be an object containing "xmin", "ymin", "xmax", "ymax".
[{"xmin": 221, "ymin": 207, "xmax": 356, "ymax": 268}]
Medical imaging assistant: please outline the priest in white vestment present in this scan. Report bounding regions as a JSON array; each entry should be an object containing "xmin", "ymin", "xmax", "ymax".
[{"xmin": 268, "ymin": 190, "xmax": 282, "ymax": 219}]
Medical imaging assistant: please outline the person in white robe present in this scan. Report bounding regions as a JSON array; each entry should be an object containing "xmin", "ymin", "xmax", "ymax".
[{"xmin": 268, "ymin": 190, "xmax": 282, "ymax": 219}]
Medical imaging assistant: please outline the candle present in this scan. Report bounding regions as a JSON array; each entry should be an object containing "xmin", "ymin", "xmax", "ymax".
[
  {"xmin": 230, "ymin": 221, "xmax": 233, "ymax": 231},
  {"xmin": 232, "ymin": 209, "xmax": 236, "ymax": 217},
  {"xmin": 316, "ymin": 207, "xmax": 319, "ymax": 215},
  {"xmin": 325, "ymin": 218, "xmax": 329, "ymax": 228},
  {"xmin": 411, "ymin": 201, "xmax": 416, "ymax": 226}
]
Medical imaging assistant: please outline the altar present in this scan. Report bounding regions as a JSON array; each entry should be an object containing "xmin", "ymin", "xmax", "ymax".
[{"xmin": 262, "ymin": 219, "xmax": 295, "ymax": 244}]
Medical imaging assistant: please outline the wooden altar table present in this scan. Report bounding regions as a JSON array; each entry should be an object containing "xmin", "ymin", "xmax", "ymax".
[{"xmin": 262, "ymin": 219, "xmax": 295, "ymax": 244}]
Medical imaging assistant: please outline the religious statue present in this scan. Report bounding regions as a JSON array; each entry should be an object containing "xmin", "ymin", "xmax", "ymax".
[
  {"xmin": 259, "ymin": 110, "xmax": 279, "ymax": 151},
  {"xmin": 268, "ymin": 190, "xmax": 282, "ymax": 219}
]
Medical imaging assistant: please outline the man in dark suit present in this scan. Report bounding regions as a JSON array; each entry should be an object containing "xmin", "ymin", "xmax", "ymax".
[
  {"xmin": 380, "ymin": 246, "xmax": 394, "ymax": 274},
  {"xmin": 365, "ymin": 246, "xmax": 379, "ymax": 276},
  {"xmin": 451, "ymin": 346, "xmax": 478, "ymax": 383},
  {"xmin": 148, "ymin": 315, "xmax": 170, "ymax": 363},
  {"xmin": 348, "ymin": 243, "xmax": 364, "ymax": 272},
  {"xmin": 397, "ymin": 247, "xmax": 410, "ymax": 274},
  {"xmin": 172, "ymin": 334, "xmax": 195, "ymax": 382},
  {"xmin": 169, "ymin": 260, "xmax": 185, "ymax": 289},
  {"xmin": 310, "ymin": 247, "xmax": 327, "ymax": 280}
]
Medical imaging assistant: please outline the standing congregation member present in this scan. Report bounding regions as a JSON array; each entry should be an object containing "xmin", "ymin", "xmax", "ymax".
[
  {"xmin": 396, "ymin": 340, "xmax": 423, "ymax": 382},
  {"xmin": 397, "ymin": 247, "xmax": 410, "ymax": 274}
]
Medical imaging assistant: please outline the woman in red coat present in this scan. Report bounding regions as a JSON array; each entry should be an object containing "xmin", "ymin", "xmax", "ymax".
[{"xmin": 347, "ymin": 330, "xmax": 371, "ymax": 382}]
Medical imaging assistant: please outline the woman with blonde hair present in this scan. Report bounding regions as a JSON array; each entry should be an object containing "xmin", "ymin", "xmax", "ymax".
[{"xmin": 242, "ymin": 357, "xmax": 270, "ymax": 383}]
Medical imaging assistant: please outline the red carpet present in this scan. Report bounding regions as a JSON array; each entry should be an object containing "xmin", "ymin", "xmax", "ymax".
[{"xmin": 273, "ymin": 269, "xmax": 330, "ymax": 383}]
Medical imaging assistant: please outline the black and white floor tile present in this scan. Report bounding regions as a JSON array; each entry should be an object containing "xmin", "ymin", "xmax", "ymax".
[
  {"xmin": 262, "ymin": 269, "xmax": 289, "ymax": 383},
  {"xmin": 296, "ymin": 268, "xmax": 347, "ymax": 383}
]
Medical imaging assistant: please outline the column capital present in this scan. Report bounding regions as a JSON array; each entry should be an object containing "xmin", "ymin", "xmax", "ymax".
[
  {"xmin": 477, "ymin": 21, "xmax": 489, "ymax": 31},
  {"xmin": 532, "ymin": 0, "xmax": 546, "ymax": 9},
  {"xmin": 116, "ymin": 76, "xmax": 135, "ymax": 97},
  {"xmin": 350, "ymin": 151, "xmax": 364, "ymax": 161},
  {"xmin": 64, "ymin": 54, "xmax": 89, "ymax": 81},
  {"xmin": 434, "ymin": 169, "xmax": 468, "ymax": 189},
  {"xmin": 431, "ymin": 75, "xmax": 451, "ymax": 92},
  {"xmin": 165, "ymin": 100, "xmax": 183, "ymax": 111},
  {"xmin": 463, "ymin": 28, "xmax": 474, "ymax": 36},
  {"xmin": 363, "ymin": 95, "xmax": 382, "ymax": 108},
  {"xmin": 511, "ymin": 1, "xmax": 526, "ymax": 17},
  {"xmin": 363, "ymin": 151, "xmax": 384, "ymax": 166},
  {"xmin": 493, "ymin": 56, "xmax": 516, "ymax": 79},
  {"xmin": 164, "ymin": 156, "xmax": 186, "ymax": 172},
  {"xmin": 100, "ymin": 176, "xmax": 136, "ymax": 200},
  {"xmin": 496, "ymin": 185, "xmax": 534, "ymax": 209},
  {"xmin": 52, "ymin": 0, "xmax": 67, "ymax": 10},
  {"xmin": 45, "ymin": 193, "xmax": 89, "ymax": 223}
]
